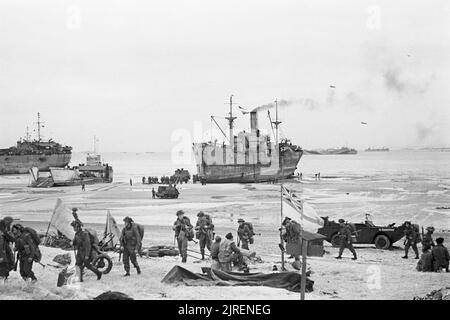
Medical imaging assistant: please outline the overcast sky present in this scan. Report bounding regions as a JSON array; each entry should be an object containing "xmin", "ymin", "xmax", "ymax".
[{"xmin": 0, "ymin": 0, "xmax": 449, "ymax": 152}]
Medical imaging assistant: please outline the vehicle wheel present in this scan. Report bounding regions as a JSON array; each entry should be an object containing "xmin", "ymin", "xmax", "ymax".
[
  {"xmin": 93, "ymin": 253, "xmax": 113, "ymax": 274},
  {"xmin": 374, "ymin": 234, "xmax": 391, "ymax": 249},
  {"xmin": 331, "ymin": 234, "xmax": 340, "ymax": 247}
]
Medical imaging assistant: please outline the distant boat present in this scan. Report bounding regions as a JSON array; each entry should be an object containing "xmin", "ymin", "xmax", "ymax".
[
  {"xmin": 0, "ymin": 113, "xmax": 72, "ymax": 174},
  {"xmin": 365, "ymin": 147, "xmax": 389, "ymax": 152},
  {"xmin": 304, "ymin": 147, "xmax": 357, "ymax": 155}
]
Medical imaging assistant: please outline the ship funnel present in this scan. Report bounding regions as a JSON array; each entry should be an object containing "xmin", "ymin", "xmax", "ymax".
[{"xmin": 250, "ymin": 111, "xmax": 258, "ymax": 133}]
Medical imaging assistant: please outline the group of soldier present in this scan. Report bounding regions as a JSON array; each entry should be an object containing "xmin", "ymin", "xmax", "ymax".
[
  {"xmin": 0, "ymin": 216, "xmax": 40, "ymax": 283},
  {"xmin": 172, "ymin": 210, "xmax": 254, "ymax": 272},
  {"xmin": 402, "ymin": 221, "xmax": 450, "ymax": 273},
  {"xmin": 0, "ymin": 208, "xmax": 145, "ymax": 284}
]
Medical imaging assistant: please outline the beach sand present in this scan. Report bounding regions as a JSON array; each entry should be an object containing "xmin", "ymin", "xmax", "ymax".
[{"xmin": 0, "ymin": 174, "xmax": 449, "ymax": 300}]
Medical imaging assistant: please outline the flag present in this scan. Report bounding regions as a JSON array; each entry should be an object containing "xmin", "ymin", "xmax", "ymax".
[
  {"xmin": 282, "ymin": 185, "xmax": 324, "ymax": 232},
  {"xmin": 50, "ymin": 198, "xmax": 75, "ymax": 239},
  {"xmin": 104, "ymin": 211, "xmax": 122, "ymax": 249}
]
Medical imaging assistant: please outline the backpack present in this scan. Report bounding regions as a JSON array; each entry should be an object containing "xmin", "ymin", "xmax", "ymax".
[
  {"xmin": 134, "ymin": 223, "xmax": 145, "ymax": 241},
  {"xmin": 85, "ymin": 228, "xmax": 100, "ymax": 247},
  {"xmin": 24, "ymin": 227, "xmax": 41, "ymax": 246},
  {"xmin": 243, "ymin": 222, "xmax": 255, "ymax": 236}
]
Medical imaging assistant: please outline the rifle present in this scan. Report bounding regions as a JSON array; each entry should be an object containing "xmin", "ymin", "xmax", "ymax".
[
  {"xmin": 13, "ymin": 252, "xmax": 18, "ymax": 271},
  {"xmin": 237, "ymin": 232, "xmax": 241, "ymax": 247}
]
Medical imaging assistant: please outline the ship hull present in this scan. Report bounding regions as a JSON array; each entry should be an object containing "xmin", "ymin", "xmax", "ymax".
[
  {"xmin": 197, "ymin": 149, "xmax": 302, "ymax": 183},
  {"xmin": 0, "ymin": 154, "xmax": 71, "ymax": 174}
]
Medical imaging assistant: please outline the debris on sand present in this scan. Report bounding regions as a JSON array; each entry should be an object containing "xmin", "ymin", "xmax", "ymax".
[
  {"xmin": 413, "ymin": 287, "xmax": 450, "ymax": 300},
  {"xmin": 53, "ymin": 253, "xmax": 71, "ymax": 266},
  {"xmin": 94, "ymin": 291, "xmax": 134, "ymax": 300},
  {"xmin": 141, "ymin": 245, "xmax": 179, "ymax": 257}
]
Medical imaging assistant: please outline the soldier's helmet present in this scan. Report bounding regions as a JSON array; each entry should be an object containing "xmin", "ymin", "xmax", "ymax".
[
  {"xmin": 11, "ymin": 224, "xmax": 24, "ymax": 232},
  {"xmin": 225, "ymin": 232, "xmax": 233, "ymax": 240},
  {"xmin": 426, "ymin": 226, "xmax": 435, "ymax": 232},
  {"xmin": 338, "ymin": 219, "xmax": 345, "ymax": 223},
  {"xmin": 176, "ymin": 210, "xmax": 184, "ymax": 216},
  {"xmin": 2, "ymin": 216, "xmax": 14, "ymax": 226},
  {"xmin": 123, "ymin": 216, "xmax": 133, "ymax": 223},
  {"xmin": 436, "ymin": 237, "xmax": 444, "ymax": 244},
  {"xmin": 72, "ymin": 207, "xmax": 78, "ymax": 212},
  {"xmin": 282, "ymin": 217, "xmax": 291, "ymax": 226},
  {"xmin": 70, "ymin": 220, "xmax": 82, "ymax": 228},
  {"xmin": 197, "ymin": 211, "xmax": 205, "ymax": 217},
  {"xmin": 237, "ymin": 218, "xmax": 245, "ymax": 223}
]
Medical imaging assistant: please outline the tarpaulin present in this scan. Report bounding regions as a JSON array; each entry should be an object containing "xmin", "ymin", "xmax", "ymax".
[{"xmin": 161, "ymin": 265, "xmax": 314, "ymax": 292}]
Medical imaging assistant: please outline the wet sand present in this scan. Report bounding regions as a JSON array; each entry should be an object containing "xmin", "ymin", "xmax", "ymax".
[{"xmin": 0, "ymin": 174, "xmax": 449, "ymax": 300}]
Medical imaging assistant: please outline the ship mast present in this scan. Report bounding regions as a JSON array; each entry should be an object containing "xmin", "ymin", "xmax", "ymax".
[
  {"xmin": 272, "ymin": 99, "xmax": 282, "ymax": 146},
  {"xmin": 225, "ymin": 94, "xmax": 237, "ymax": 146},
  {"xmin": 34, "ymin": 112, "xmax": 45, "ymax": 142}
]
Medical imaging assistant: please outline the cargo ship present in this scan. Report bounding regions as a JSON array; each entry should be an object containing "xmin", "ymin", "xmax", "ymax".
[
  {"xmin": 0, "ymin": 113, "xmax": 72, "ymax": 174},
  {"xmin": 365, "ymin": 147, "xmax": 389, "ymax": 152},
  {"xmin": 304, "ymin": 147, "xmax": 357, "ymax": 155},
  {"xmin": 193, "ymin": 96, "xmax": 303, "ymax": 183}
]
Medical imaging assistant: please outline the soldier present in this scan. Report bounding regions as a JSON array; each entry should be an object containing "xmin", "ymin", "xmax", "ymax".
[
  {"xmin": 218, "ymin": 233, "xmax": 242, "ymax": 272},
  {"xmin": 120, "ymin": 217, "xmax": 142, "ymax": 276},
  {"xmin": 431, "ymin": 237, "xmax": 449, "ymax": 272},
  {"xmin": 210, "ymin": 236, "xmax": 221, "ymax": 270},
  {"xmin": 152, "ymin": 188, "xmax": 156, "ymax": 199},
  {"xmin": 11, "ymin": 224, "xmax": 38, "ymax": 282},
  {"xmin": 71, "ymin": 220, "xmax": 102, "ymax": 281},
  {"xmin": 0, "ymin": 217, "xmax": 15, "ymax": 279},
  {"xmin": 416, "ymin": 247, "xmax": 433, "ymax": 272},
  {"xmin": 195, "ymin": 211, "xmax": 214, "ymax": 260},
  {"xmin": 281, "ymin": 217, "xmax": 302, "ymax": 266},
  {"xmin": 142, "ymin": 176, "xmax": 146, "ymax": 184},
  {"xmin": 335, "ymin": 219, "xmax": 357, "ymax": 260},
  {"xmin": 173, "ymin": 210, "xmax": 193, "ymax": 263},
  {"xmin": 422, "ymin": 226, "xmax": 435, "ymax": 251},
  {"xmin": 402, "ymin": 221, "xmax": 420, "ymax": 259},
  {"xmin": 237, "ymin": 218, "xmax": 254, "ymax": 250},
  {"xmin": 0, "ymin": 220, "xmax": 13, "ymax": 281}
]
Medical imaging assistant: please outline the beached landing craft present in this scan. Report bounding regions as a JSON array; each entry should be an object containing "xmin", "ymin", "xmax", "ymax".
[
  {"xmin": 193, "ymin": 96, "xmax": 303, "ymax": 183},
  {"xmin": 0, "ymin": 113, "xmax": 72, "ymax": 174},
  {"xmin": 29, "ymin": 148, "xmax": 113, "ymax": 187}
]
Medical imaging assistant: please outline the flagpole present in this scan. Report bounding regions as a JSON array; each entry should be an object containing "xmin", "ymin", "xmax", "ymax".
[{"xmin": 280, "ymin": 184, "xmax": 285, "ymax": 271}]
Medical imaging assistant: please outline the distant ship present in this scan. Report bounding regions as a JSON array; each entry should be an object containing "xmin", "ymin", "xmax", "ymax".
[
  {"xmin": 0, "ymin": 113, "xmax": 72, "ymax": 174},
  {"xmin": 304, "ymin": 147, "xmax": 357, "ymax": 155},
  {"xmin": 365, "ymin": 147, "xmax": 389, "ymax": 152},
  {"xmin": 193, "ymin": 96, "xmax": 303, "ymax": 183}
]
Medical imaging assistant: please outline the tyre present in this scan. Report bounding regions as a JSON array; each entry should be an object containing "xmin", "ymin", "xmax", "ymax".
[
  {"xmin": 93, "ymin": 253, "xmax": 113, "ymax": 274},
  {"xmin": 331, "ymin": 233, "xmax": 340, "ymax": 247},
  {"xmin": 374, "ymin": 234, "xmax": 391, "ymax": 249}
]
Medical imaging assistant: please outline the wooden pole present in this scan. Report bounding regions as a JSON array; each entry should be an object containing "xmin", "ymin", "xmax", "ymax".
[
  {"xmin": 44, "ymin": 199, "xmax": 59, "ymax": 245},
  {"xmin": 280, "ymin": 184, "xmax": 285, "ymax": 271},
  {"xmin": 300, "ymin": 239, "xmax": 308, "ymax": 300}
]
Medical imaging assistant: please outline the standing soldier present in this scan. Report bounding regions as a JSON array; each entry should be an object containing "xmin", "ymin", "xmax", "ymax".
[
  {"xmin": 152, "ymin": 188, "xmax": 156, "ymax": 199},
  {"xmin": 0, "ymin": 218, "xmax": 15, "ymax": 280},
  {"xmin": 237, "ymin": 218, "xmax": 254, "ymax": 250},
  {"xmin": 71, "ymin": 220, "xmax": 102, "ymax": 281},
  {"xmin": 195, "ymin": 211, "xmax": 214, "ymax": 260},
  {"xmin": 422, "ymin": 226, "xmax": 435, "ymax": 252},
  {"xmin": 281, "ymin": 217, "xmax": 302, "ymax": 268},
  {"xmin": 173, "ymin": 210, "xmax": 193, "ymax": 263},
  {"xmin": 120, "ymin": 217, "xmax": 142, "ymax": 276},
  {"xmin": 210, "ymin": 236, "xmax": 221, "ymax": 270},
  {"xmin": 11, "ymin": 224, "xmax": 38, "ymax": 282},
  {"xmin": 402, "ymin": 221, "xmax": 420, "ymax": 259},
  {"xmin": 335, "ymin": 219, "xmax": 357, "ymax": 260}
]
